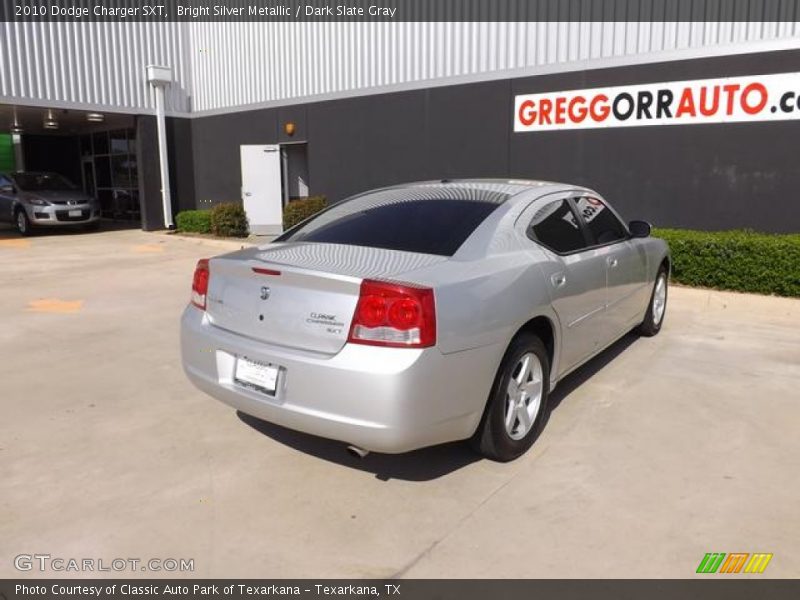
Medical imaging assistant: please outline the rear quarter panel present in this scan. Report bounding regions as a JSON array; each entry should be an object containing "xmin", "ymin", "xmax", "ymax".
[{"xmin": 403, "ymin": 245, "xmax": 560, "ymax": 378}]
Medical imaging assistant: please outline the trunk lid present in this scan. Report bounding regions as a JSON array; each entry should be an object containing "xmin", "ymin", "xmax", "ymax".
[{"xmin": 205, "ymin": 243, "xmax": 446, "ymax": 354}]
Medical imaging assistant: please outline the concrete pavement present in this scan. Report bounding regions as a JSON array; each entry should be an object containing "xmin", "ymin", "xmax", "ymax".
[{"xmin": 1, "ymin": 224, "xmax": 798, "ymax": 578}]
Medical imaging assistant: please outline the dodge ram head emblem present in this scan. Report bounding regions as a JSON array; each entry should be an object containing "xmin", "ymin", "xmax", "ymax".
[{"xmin": 260, "ymin": 286, "xmax": 270, "ymax": 300}]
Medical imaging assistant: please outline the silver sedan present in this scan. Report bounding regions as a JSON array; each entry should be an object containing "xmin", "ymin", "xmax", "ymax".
[{"xmin": 181, "ymin": 180, "xmax": 669, "ymax": 461}]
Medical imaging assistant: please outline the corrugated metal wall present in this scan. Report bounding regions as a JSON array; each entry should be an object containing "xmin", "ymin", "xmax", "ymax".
[
  {"xmin": 0, "ymin": 22, "xmax": 191, "ymax": 112},
  {"xmin": 188, "ymin": 21, "xmax": 800, "ymax": 113},
  {"xmin": 1, "ymin": 20, "xmax": 799, "ymax": 115}
]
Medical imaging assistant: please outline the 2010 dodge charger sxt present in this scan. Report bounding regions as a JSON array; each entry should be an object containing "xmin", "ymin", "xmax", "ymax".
[{"xmin": 181, "ymin": 179, "xmax": 669, "ymax": 461}]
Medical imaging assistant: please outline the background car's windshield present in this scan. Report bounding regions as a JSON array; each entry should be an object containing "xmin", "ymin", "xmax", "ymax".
[
  {"xmin": 277, "ymin": 187, "xmax": 508, "ymax": 256},
  {"xmin": 13, "ymin": 172, "xmax": 77, "ymax": 191}
]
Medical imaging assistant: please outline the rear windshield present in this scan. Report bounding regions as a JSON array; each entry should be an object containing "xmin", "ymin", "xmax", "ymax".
[{"xmin": 277, "ymin": 188, "xmax": 506, "ymax": 256}]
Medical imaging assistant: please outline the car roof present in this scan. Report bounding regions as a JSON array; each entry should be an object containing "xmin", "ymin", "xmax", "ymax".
[{"xmin": 386, "ymin": 178, "xmax": 592, "ymax": 202}]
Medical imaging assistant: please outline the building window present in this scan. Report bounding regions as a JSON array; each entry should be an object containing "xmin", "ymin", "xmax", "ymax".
[{"xmin": 80, "ymin": 128, "xmax": 139, "ymax": 221}]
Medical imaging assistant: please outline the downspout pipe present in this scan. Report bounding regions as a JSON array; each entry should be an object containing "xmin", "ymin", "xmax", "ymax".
[{"xmin": 146, "ymin": 65, "xmax": 174, "ymax": 229}]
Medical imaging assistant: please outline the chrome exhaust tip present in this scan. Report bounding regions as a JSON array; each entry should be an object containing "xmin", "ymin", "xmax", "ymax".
[{"xmin": 346, "ymin": 445, "xmax": 370, "ymax": 459}]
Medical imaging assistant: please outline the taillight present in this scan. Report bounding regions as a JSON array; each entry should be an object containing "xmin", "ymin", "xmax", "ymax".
[
  {"xmin": 191, "ymin": 259, "xmax": 210, "ymax": 310},
  {"xmin": 348, "ymin": 279, "xmax": 436, "ymax": 348}
]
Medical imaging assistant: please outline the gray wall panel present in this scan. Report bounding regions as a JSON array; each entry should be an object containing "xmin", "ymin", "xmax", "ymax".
[
  {"xmin": 304, "ymin": 96, "xmax": 371, "ymax": 204},
  {"xmin": 363, "ymin": 90, "xmax": 430, "ymax": 189},
  {"xmin": 135, "ymin": 114, "xmax": 164, "ymax": 231},
  {"xmin": 427, "ymin": 80, "xmax": 511, "ymax": 179},
  {"xmin": 190, "ymin": 109, "xmax": 279, "ymax": 205},
  {"xmin": 184, "ymin": 48, "xmax": 800, "ymax": 233},
  {"xmin": 167, "ymin": 117, "xmax": 196, "ymax": 214}
]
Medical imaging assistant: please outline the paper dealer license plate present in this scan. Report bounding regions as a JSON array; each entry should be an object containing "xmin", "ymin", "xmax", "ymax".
[{"xmin": 234, "ymin": 357, "xmax": 279, "ymax": 393}]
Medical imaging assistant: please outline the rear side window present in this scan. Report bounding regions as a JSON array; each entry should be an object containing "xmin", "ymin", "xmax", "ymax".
[
  {"xmin": 528, "ymin": 199, "xmax": 588, "ymax": 254},
  {"xmin": 277, "ymin": 189, "xmax": 506, "ymax": 256},
  {"xmin": 575, "ymin": 197, "xmax": 628, "ymax": 245}
]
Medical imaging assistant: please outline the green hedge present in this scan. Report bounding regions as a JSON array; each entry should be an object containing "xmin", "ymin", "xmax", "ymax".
[
  {"xmin": 210, "ymin": 202, "xmax": 249, "ymax": 238},
  {"xmin": 175, "ymin": 210, "xmax": 212, "ymax": 234},
  {"xmin": 654, "ymin": 228, "xmax": 800, "ymax": 297},
  {"xmin": 283, "ymin": 195, "xmax": 327, "ymax": 230}
]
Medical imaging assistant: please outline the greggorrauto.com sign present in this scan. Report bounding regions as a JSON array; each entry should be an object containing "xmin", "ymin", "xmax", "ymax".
[{"xmin": 514, "ymin": 72, "xmax": 800, "ymax": 132}]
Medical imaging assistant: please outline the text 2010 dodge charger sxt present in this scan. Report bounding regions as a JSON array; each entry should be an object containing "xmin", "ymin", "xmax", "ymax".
[{"xmin": 181, "ymin": 180, "xmax": 669, "ymax": 461}]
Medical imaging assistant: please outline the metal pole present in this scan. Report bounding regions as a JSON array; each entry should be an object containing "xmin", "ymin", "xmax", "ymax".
[
  {"xmin": 11, "ymin": 134, "xmax": 24, "ymax": 171},
  {"xmin": 153, "ymin": 83, "xmax": 173, "ymax": 228}
]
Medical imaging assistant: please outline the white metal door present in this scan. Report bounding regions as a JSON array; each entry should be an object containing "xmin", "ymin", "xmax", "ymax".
[{"xmin": 241, "ymin": 144, "xmax": 283, "ymax": 235}]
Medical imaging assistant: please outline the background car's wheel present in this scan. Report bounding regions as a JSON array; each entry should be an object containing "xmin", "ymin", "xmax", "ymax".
[
  {"xmin": 471, "ymin": 333, "xmax": 550, "ymax": 462},
  {"xmin": 15, "ymin": 209, "xmax": 32, "ymax": 236},
  {"xmin": 638, "ymin": 265, "xmax": 669, "ymax": 337}
]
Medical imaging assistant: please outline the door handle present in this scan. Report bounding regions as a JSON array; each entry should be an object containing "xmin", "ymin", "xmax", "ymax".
[
  {"xmin": 551, "ymin": 273, "xmax": 566, "ymax": 287},
  {"xmin": 244, "ymin": 192, "xmax": 252, "ymax": 197},
  {"xmin": 607, "ymin": 258, "xmax": 619, "ymax": 268}
]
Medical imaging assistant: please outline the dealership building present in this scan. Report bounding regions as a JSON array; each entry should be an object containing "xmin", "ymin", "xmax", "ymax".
[{"xmin": 1, "ymin": 14, "xmax": 799, "ymax": 233}]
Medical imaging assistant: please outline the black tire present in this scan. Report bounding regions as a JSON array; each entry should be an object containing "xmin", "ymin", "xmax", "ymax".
[
  {"xmin": 15, "ymin": 208, "xmax": 32, "ymax": 237},
  {"xmin": 638, "ymin": 265, "xmax": 669, "ymax": 337},
  {"xmin": 471, "ymin": 333, "xmax": 550, "ymax": 462}
]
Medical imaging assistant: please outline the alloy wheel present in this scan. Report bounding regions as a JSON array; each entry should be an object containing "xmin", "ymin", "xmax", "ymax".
[
  {"xmin": 653, "ymin": 274, "xmax": 667, "ymax": 325},
  {"xmin": 504, "ymin": 352, "xmax": 544, "ymax": 440}
]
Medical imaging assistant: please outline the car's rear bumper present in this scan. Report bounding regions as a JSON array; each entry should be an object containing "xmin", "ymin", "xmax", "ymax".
[
  {"xmin": 180, "ymin": 305, "xmax": 502, "ymax": 453},
  {"xmin": 26, "ymin": 203, "xmax": 100, "ymax": 226}
]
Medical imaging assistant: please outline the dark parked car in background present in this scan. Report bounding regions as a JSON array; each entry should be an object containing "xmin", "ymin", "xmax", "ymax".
[{"xmin": 0, "ymin": 171, "xmax": 101, "ymax": 235}]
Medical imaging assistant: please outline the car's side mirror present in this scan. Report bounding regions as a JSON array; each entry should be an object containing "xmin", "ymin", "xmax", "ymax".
[
  {"xmin": 0, "ymin": 184, "xmax": 14, "ymax": 194},
  {"xmin": 629, "ymin": 220, "xmax": 651, "ymax": 238}
]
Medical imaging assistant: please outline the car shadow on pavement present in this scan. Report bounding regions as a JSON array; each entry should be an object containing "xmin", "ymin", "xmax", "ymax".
[
  {"xmin": 238, "ymin": 331, "xmax": 642, "ymax": 482},
  {"xmin": 546, "ymin": 331, "xmax": 640, "ymax": 412},
  {"xmin": 237, "ymin": 411, "xmax": 481, "ymax": 482},
  {"xmin": 0, "ymin": 222, "xmax": 21, "ymax": 239}
]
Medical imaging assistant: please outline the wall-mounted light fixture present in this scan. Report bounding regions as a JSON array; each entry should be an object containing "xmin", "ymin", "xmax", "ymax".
[
  {"xmin": 87, "ymin": 113, "xmax": 104, "ymax": 123},
  {"xmin": 284, "ymin": 122, "xmax": 296, "ymax": 136},
  {"xmin": 10, "ymin": 108, "xmax": 23, "ymax": 134},
  {"xmin": 43, "ymin": 109, "xmax": 59, "ymax": 130}
]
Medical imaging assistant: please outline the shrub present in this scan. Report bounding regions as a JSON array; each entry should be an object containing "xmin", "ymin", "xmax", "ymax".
[
  {"xmin": 175, "ymin": 210, "xmax": 211, "ymax": 234},
  {"xmin": 210, "ymin": 202, "xmax": 249, "ymax": 238},
  {"xmin": 653, "ymin": 228, "xmax": 800, "ymax": 297},
  {"xmin": 283, "ymin": 195, "xmax": 327, "ymax": 230}
]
